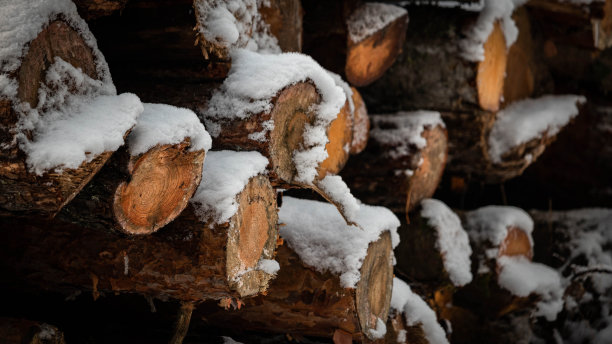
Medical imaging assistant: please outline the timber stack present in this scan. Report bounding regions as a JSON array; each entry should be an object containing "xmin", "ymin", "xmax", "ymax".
[{"xmin": 1, "ymin": 0, "xmax": 611, "ymax": 343}]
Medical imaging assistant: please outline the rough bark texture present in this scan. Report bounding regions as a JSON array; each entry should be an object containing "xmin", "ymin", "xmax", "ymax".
[
  {"xmin": 0, "ymin": 174, "xmax": 277, "ymax": 301},
  {"xmin": 59, "ymin": 141, "xmax": 205, "ymax": 235},
  {"xmin": 383, "ymin": 312, "xmax": 429, "ymax": 344},
  {"xmin": 527, "ymin": 0, "xmax": 612, "ymax": 50},
  {"xmin": 197, "ymin": 232, "xmax": 394, "ymax": 342},
  {"xmin": 345, "ymin": 7, "xmax": 408, "ymax": 87},
  {"xmin": 341, "ymin": 119, "xmax": 447, "ymax": 214},
  {"xmin": 72, "ymin": 0, "xmax": 128, "ymax": 19},
  {"xmin": 0, "ymin": 20, "xmax": 122, "ymax": 218},
  {"xmin": 349, "ymin": 87, "xmax": 369, "ymax": 155},
  {"xmin": 259, "ymin": 0, "xmax": 303, "ymax": 52},
  {"xmin": 0, "ymin": 318, "xmax": 65, "ymax": 344},
  {"xmin": 360, "ymin": 6, "xmax": 507, "ymax": 113}
]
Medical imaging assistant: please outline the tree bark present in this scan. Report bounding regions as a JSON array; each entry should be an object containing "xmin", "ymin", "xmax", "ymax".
[
  {"xmin": 58, "ymin": 140, "xmax": 205, "ymax": 235},
  {"xmin": 341, "ymin": 114, "xmax": 447, "ymax": 214},
  {"xmin": 0, "ymin": 20, "xmax": 127, "ymax": 218},
  {"xmin": 72, "ymin": 0, "xmax": 128, "ymax": 20},
  {"xmin": 0, "ymin": 174, "xmax": 278, "ymax": 301},
  {"xmin": 259, "ymin": 0, "xmax": 303, "ymax": 52},
  {"xmin": 197, "ymin": 232, "xmax": 394, "ymax": 342},
  {"xmin": 0, "ymin": 318, "xmax": 65, "ymax": 344}
]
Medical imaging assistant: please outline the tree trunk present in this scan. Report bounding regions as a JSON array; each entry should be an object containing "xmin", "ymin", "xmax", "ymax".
[
  {"xmin": 0, "ymin": 318, "xmax": 65, "ymax": 344},
  {"xmin": 360, "ymin": 6, "xmax": 509, "ymax": 113},
  {"xmin": 197, "ymin": 232, "xmax": 394, "ymax": 342},
  {"xmin": 58, "ymin": 140, "xmax": 205, "ymax": 235},
  {"xmin": 0, "ymin": 20, "xmax": 133, "ymax": 218},
  {"xmin": 0, "ymin": 173, "xmax": 278, "ymax": 301},
  {"xmin": 341, "ymin": 113, "xmax": 447, "ymax": 214}
]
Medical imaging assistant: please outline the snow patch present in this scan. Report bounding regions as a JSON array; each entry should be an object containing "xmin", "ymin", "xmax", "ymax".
[
  {"xmin": 279, "ymin": 197, "xmax": 400, "ymax": 288},
  {"xmin": 369, "ymin": 318, "xmax": 387, "ymax": 339},
  {"xmin": 257, "ymin": 259, "xmax": 280, "ymax": 275},
  {"xmin": 347, "ymin": 3, "xmax": 408, "ymax": 43},
  {"xmin": 317, "ymin": 175, "xmax": 361, "ymax": 225},
  {"xmin": 191, "ymin": 150, "xmax": 269, "ymax": 224},
  {"xmin": 465, "ymin": 205, "xmax": 534, "ymax": 249},
  {"xmin": 420, "ymin": 199, "xmax": 473, "ymax": 286},
  {"xmin": 488, "ymin": 95, "xmax": 586, "ymax": 163}
]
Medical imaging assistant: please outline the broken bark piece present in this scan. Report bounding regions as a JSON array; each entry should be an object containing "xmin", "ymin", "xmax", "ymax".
[
  {"xmin": 59, "ymin": 103, "xmax": 210, "ymax": 235},
  {"xmin": 349, "ymin": 87, "xmax": 369, "ymax": 155},
  {"xmin": 527, "ymin": 0, "xmax": 612, "ymax": 50},
  {"xmin": 0, "ymin": 151, "xmax": 278, "ymax": 301},
  {"xmin": 0, "ymin": 318, "xmax": 65, "ymax": 344},
  {"xmin": 0, "ymin": 2, "xmax": 143, "ymax": 217},
  {"xmin": 341, "ymin": 111, "xmax": 447, "ymax": 214},
  {"xmin": 345, "ymin": 3, "xmax": 409, "ymax": 86}
]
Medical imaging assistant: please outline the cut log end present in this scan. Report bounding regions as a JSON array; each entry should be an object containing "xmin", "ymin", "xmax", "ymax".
[
  {"xmin": 498, "ymin": 226, "xmax": 533, "ymax": 261},
  {"xmin": 406, "ymin": 125, "xmax": 448, "ymax": 212},
  {"xmin": 0, "ymin": 318, "xmax": 66, "ymax": 344},
  {"xmin": 226, "ymin": 175, "xmax": 279, "ymax": 297},
  {"xmin": 345, "ymin": 13, "xmax": 409, "ymax": 87},
  {"xmin": 114, "ymin": 141, "xmax": 205, "ymax": 235},
  {"xmin": 356, "ymin": 231, "xmax": 394, "ymax": 340},
  {"xmin": 349, "ymin": 87, "xmax": 369, "ymax": 155},
  {"xmin": 477, "ymin": 21, "xmax": 507, "ymax": 112},
  {"xmin": 317, "ymin": 100, "xmax": 353, "ymax": 179}
]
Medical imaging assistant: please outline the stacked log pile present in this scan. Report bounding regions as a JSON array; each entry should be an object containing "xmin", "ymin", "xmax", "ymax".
[{"xmin": 1, "ymin": 0, "xmax": 611, "ymax": 344}]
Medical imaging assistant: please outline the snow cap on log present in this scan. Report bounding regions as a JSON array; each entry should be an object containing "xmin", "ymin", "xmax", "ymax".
[
  {"xmin": 202, "ymin": 49, "xmax": 346, "ymax": 185},
  {"xmin": 347, "ymin": 3, "xmax": 408, "ymax": 44},
  {"xmin": 191, "ymin": 150, "xmax": 269, "ymax": 225},
  {"xmin": 465, "ymin": 205, "xmax": 534, "ymax": 254},
  {"xmin": 278, "ymin": 196, "xmax": 400, "ymax": 288},
  {"xmin": 488, "ymin": 95, "xmax": 586, "ymax": 164},
  {"xmin": 390, "ymin": 277, "xmax": 449, "ymax": 344},
  {"xmin": 128, "ymin": 103, "xmax": 212, "ymax": 156},
  {"xmin": 420, "ymin": 199, "xmax": 473, "ymax": 286},
  {"xmin": 459, "ymin": 0, "xmax": 528, "ymax": 61}
]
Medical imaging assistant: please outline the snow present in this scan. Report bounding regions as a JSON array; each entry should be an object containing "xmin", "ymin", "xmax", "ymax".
[
  {"xmin": 202, "ymin": 49, "xmax": 346, "ymax": 185},
  {"xmin": 191, "ymin": 150, "xmax": 269, "ymax": 225},
  {"xmin": 222, "ymin": 337, "xmax": 244, "ymax": 344},
  {"xmin": 317, "ymin": 175, "xmax": 361, "ymax": 225},
  {"xmin": 497, "ymin": 256, "xmax": 564, "ymax": 321},
  {"xmin": 458, "ymin": 0, "xmax": 528, "ymax": 62},
  {"xmin": 194, "ymin": 0, "xmax": 280, "ymax": 55},
  {"xmin": 279, "ymin": 197, "xmax": 400, "ymax": 288},
  {"xmin": 420, "ymin": 199, "xmax": 473, "ymax": 286},
  {"xmin": 370, "ymin": 111, "xmax": 444, "ymax": 159},
  {"xmin": 391, "ymin": 277, "xmax": 449, "ymax": 344},
  {"xmin": 369, "ymin": 318, "xmax": 387, "ymax": 339},
  {"xmin": 347, "ymin": 3, "xmax": 408, "ymax": 43},
  {"xmin": 465, "ymin": 205, "xmax": 534, "ymax": 249},
  {"xmin": 488, "ymin": 95, "xmax": 586, "ymax": 163},
  {"xmin": 256, "ymin": 259, "xmax": 280, "ymax": 275},
  {"xmin": 128, "ymin": 103, "xmax": 211, "ymax": 156},
  {"xmin": 328, "ymin": 70, "xmax": 354, "ymax": 114}
]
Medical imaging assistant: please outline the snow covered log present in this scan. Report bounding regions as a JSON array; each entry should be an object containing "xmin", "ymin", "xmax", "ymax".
[
  {"xmin": 527, "ymin": 0, "xmax": 612, "ymax": 50},
  {"xmin": 0, "ymin": 318, "xmax": 65, "ymax": 344},
  {"xmin": 303, "ymin": 1, "xmax": 408, "ymax": 87},
  {"xmin": 58, "ymin": 104, "xmax": 210, "ymax": 235},
  {"xmin": 395, "ymin": 199, "xmax": 473, "ymax": 291},
  {"xmin": 360, "ymin": 3, "xmax": 524, "ymax": 113},
  {"xmin": 0, "ymin": 1, "xmax": 143, "ymax": 217},
  {"xmin": 442, "ymin": 95, "xmax": 586, "ymax": 183},
  {"xmin": 0, "ymin": 152, "xmax": 278, "ymax": 301},
  {"xmin": 198, "ymin": 197, "xmax": 399, "ymax": 341},
  {"xmin": 341, "ymin": 111, "xmax": 447, "ymax": 214},
  {"xmin": 349, "ymin": 87, "xmax": 369, "ymax": 155}
]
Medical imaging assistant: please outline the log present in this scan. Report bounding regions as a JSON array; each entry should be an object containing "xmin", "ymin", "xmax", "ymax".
[
  {"xmin": 72, "ymin": 0, "xmax": 128, "ymax": 19},
  {"xmin": 0, "ymin": 153, "xmax": 278, "ymax": 301},
  {"xmin": 58, "ymin": 104, "xmax": 208, "ymax": 235},
  {"xmin": 302, "ymin": 1, "xmax": 408, "ymax": 87},
  {"xmin": 259, "ymin": 0, "xmax": 304, "ymax": 52},
  {"xmin": 198, "ymin": 233, "xmax": 394, "ymax": 342},
  {"xmin": 0, "ymin": 318, "xmax": 65, "ymax": 344},
  {"xmin": 360, "ymin": 5, "xmax": 510, "ymax": 113},
  {"xmin": 349, "ymin": 87, "xmax": 370, "ymax": 155},
  {"xmin": 341, "ymin": 111, "xmax": 447, "ymax": 214},
  {"xmin": 527, "ymin": 0, "xmax": 612, "ymax": 50},
  {"xmin": 0, "ymin": 6, "xmax": 142, "ymax": 217}
]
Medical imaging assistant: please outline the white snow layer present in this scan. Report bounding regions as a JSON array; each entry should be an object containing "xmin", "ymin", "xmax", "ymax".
[
  {"xmin": 327, "ymin": 70, "xmax": 354, "ymax": 114},
  {"xmin": 317, "ymin": 175, "xmax": 361, "ymax": 225},
  {"xmin": 465, "ymin": 205, "xmax": 534, "ymax": 248},
  {"xmin": 194, "ymin": 0, "xmax": 280, "ymax": 54},
  {"xmin": 278, "ymin": 197, "xmax": 400, "ymax": 288},
  {"xmin": 420, "ymin": 199, "xmax": 473, "ymax": 286},
  {"xmin": 128, "ymin": 103, "xmax": 211, "ymax": 156},
  {"xmin": 221, "ymin": 337, "xmax": 244, "ymax": 344},
  {"xmin": 347, "ymin": 3, "xmax": 408, "ymax": 43},
  {"xmin": 497, "ymin": 256, "xmax": 564, "ymax": 321},
  {"xmin": 369, "ymin": 318, "xmax": 387, "ymax": 339},
  {"xmin": 391, "ymin": 278, "xmax": 449, "ymax": 344},
  {"xmin": 191, "ymin": 150, "xmax": 269, "ymax": 224},
  {"xmin": 488, "ymin": 95, "xmax": 586, "ymax": 163},
  {"xmin": 370, "ymin": 111, "xmax": 445, "ymax": 159},
  {"xmin": 202, "ymin": 49, "xmax": 346, "ymax": 184},
  {"xmin": 459, "ymin": 0, "xmax": 528, "ymax": 61},
  {"xmin": 0, "ymin": 1, "xmax": 146, "ymax": 175},
  {"xmin": 256, "ymin": 259, "xmax": 280, "ymax": 275}
]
